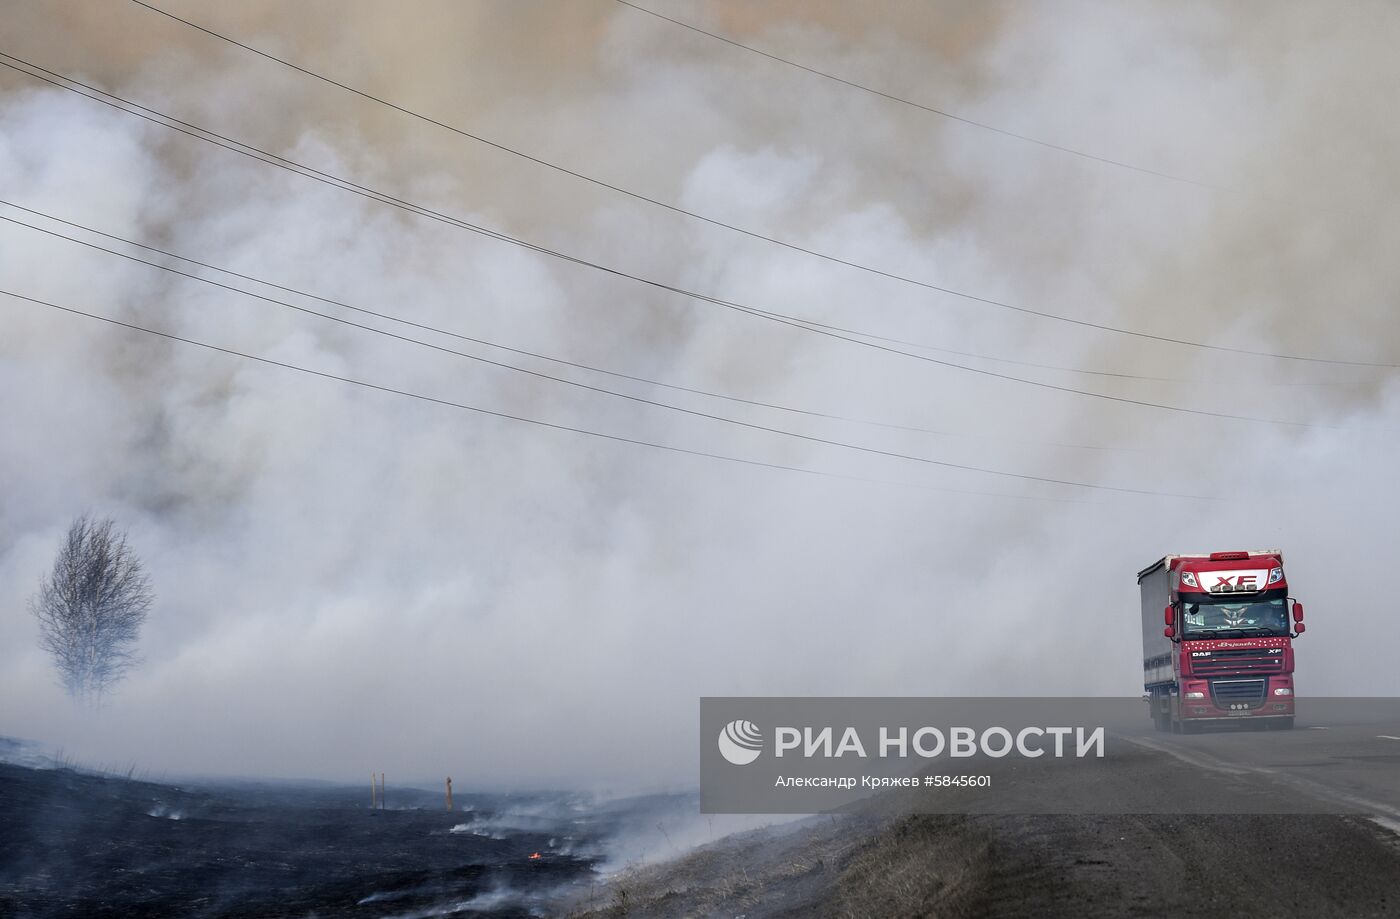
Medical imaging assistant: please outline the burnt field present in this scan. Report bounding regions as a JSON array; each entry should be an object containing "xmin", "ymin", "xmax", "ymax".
[
  {"xmin": 0, "ymin": 758, "xmax": 681, "ymax": 919},
  {"xmin": 8, "ymin": 721, "xmax": 1400, "ymax": 919}
]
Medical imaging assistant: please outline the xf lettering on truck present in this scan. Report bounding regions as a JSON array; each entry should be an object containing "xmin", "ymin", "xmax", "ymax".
[{"xmin": 1210, "ymin": 574, "xmax": 1258, "ymax": 592}]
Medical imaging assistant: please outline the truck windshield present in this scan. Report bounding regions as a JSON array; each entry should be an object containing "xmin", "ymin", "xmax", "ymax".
[{"xmin": 1182, "ymin": 596, "xmax": 1290, "ymax": 639}]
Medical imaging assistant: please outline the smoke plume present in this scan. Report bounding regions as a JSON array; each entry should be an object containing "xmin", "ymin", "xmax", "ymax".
[{"xmin": 2, "ymin": 0, "xmax": 1398, "ymax": 786}]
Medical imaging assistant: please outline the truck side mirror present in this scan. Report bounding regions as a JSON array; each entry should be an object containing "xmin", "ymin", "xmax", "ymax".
[
  {"xmin": 1294, "ymin": 622, "xmax": 1306, "ymax": 636},
  {"xmin": 1292, "ymin": 602, "xmax": 1304, "ymax": 622},
  {"xmin": 1164, "ymin": 605, "xmax": 1174, "ymax": 626},
  {"xmin": 1163, "ymin": 626, "xmax": 1176, "ymax": 639}
]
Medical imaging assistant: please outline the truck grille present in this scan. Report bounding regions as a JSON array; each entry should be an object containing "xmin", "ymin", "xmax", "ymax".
[
  {"xmin": 1191, "ymin": 648, "xmax": 1285, "ymax": 675},
  {"xmin": 1210, "ymin": 679, "xmax": 1266, "ymax": 710}
]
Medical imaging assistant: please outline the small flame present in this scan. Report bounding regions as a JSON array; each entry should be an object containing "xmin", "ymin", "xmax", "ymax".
[{"xmin": 528, "ymin": 852, "xmax": 542, "ymax": 860}]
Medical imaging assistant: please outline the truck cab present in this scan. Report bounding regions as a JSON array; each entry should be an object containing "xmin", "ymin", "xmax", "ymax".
[{"xmin": 1140, "ymin": 550, "xmax": 1305, "ymax": 732}]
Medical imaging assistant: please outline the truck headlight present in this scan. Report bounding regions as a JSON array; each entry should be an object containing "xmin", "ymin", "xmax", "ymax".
[
  {"xmin": 1268, "ymin": 567, "xmax": 1284, "ymax": 584},
  {"xmin": 1180, "ymin": 571, "xmax": 1198, "ymax": 588},
  {"xmin": 1186, "ymin": 691, "xmax": 1206, "ymax": 699},
  {"xmin": 1273, "ymin": 688, "xmax": 1292, "ymax": 696}
]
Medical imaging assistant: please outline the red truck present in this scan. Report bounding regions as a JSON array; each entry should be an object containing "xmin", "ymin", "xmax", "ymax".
[{"xmin": 1139, "ymin": 550, "xmax": 1305, "ymax": 732}]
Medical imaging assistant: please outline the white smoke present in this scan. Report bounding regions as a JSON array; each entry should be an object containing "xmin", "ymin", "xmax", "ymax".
[{"xmin": 1, "ymin": 1, "xmax": 1398, "ymax": 788}]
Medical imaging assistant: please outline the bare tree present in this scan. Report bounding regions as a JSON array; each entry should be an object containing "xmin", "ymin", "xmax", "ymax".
[{"xmin": 30, "ymin": 515, "xmax": 154, "ymax": 701}]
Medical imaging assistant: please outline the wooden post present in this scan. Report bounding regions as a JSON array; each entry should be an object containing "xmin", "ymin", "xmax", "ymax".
[
  {"xmin": 446, "ymin": 776, "xmax": 453, "ymax": 811},
  {"xmin": 371, "ymin": 772, "xmax": 378, "ymax": 810},
  {"xmin": 380, "ymin": 772, "xmax": 386, "ymax": 810}
]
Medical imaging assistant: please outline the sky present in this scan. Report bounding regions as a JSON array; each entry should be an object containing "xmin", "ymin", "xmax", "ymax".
[{"xmin": 1, "ymin": 0, "xmax": 1399, "ymax": 788}]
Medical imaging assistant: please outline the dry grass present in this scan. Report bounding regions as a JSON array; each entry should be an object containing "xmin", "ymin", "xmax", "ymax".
[
  {"xmin": 815, "ymin": 816, "xmax": 991, "ymax": 919},
  {"xmin": 559, "ymin": 815, "xmax": 991, "ymax": 919}
]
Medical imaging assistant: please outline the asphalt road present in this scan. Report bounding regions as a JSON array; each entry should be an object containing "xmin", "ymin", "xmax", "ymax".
[
  {"xmin": 577, "ymin": 704, "xmax": 1400, "ymax": 917},
  {"xmin": 872, "ymin": 704, "xmax": 1400, "ymax": 916},
  {"xmin": 956, "ymin": 712, "xmax": 1400, "ymax": 919},
  {"xmin": 793, "ymin": 698, "xmax": 1400, "ymax": 823},
  {"xmin": 1122, "ymin": 714, "xmax": 1400, "ymax": 832}
]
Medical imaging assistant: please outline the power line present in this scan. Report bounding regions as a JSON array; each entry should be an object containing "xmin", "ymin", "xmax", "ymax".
[
  {"xmin": 0, "ymin": 288, "xmax": 1117, "ymax": 504},
  {"xmin": 614, "ymin": 0, "xmax": 1214, "ymax": 188},
  {"xmin": 0, "ymin": 199, "xmax": 1143, "ymax": 454},
  {"xmin": 734, "ymin": 308, "xmax": 1345, "ymax": 388},
  {"xmin": 117, "ymin": 4, "xmax": 1383, "ymax": 367},
  {"xmin": 1, "ymin": 211, "xmax": 1192, "ymax": 496},
  {"xmin": 0, "ymin": 53, "xmax": 1366, "ymax": 430},
  {"xmin": 0, "ymin": 201, "xmax": 1202, "ymax": 393}
]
